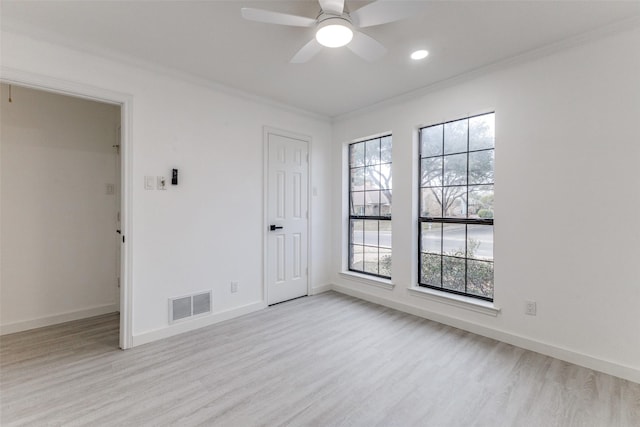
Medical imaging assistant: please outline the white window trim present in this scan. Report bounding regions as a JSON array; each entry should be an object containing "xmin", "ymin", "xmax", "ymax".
[
  {"xmin": 340, "ymin": 271, "xmax": 394, "ymax": 290},
  {"xmin": 408, "ymin": 286, "xmax": 500, "ymax": 316}
]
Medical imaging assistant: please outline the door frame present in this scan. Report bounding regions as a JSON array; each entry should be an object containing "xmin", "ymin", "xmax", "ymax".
[
  {"xmin": 262, "ymin": 126, "xmax": 312, "ymax": 305},
  {"xmin": 1, "ymin": 67, "xmax": 134, "ymax": 349}
]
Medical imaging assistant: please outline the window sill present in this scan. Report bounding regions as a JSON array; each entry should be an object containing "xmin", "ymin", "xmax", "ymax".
[
  {"xmin": 407, "ymin": 286, "xmax": 500, "ymax": 317},
  {"xmin": 339, "ymin": 271, "xmax": 395, "ymax": 290}
]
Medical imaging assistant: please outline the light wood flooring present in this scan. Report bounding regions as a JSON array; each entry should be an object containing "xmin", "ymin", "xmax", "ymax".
[{"xmin": 1, "ymin": 291, "xmax": 639, "ymax": 426}]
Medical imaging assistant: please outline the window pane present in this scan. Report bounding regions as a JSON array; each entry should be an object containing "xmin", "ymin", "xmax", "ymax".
[
  {"xmin": 380, "ymin": 136, "xmax": 392, "ymax": 163},
  {"xmin": 442, "ymin": 223, "xmax": 466, "ymax": 257},
  {"xmin": 421, "ymin": 187, "xmax": 442, "ymax": 217},
  {"xmin": 421, "ymin": 222, "xmax": 441, "ymax": 254},
  {"xmin": 364, "ymin": 191, "xmax": 380, "ymax": 216},
  {"xmin": 469, "ymin": 113, "xmax": 495, "ymax": 151},
  {"xmin": 421, "ymin": 157, "xmax": 442, "ymax": 187},
  {"xmin": 467, "ymin": 260, "xmax": 494, "ymax": 299},
  {"xmin": 364, "ymin": 219, "xmax": 386, "ymax": 246},
  {"xmin": 365, "ymin": 138, "xmax": 380, "ymax": 165},
  {"xmin": 350, "ymin": 244, "xmax": 364, "ymax": 271},
  {"xmin": 467, "ymin": 225, "xmax": 493, "ymax": 261},
  {"xmin": 468, "ymin": 150, "xmax": 494, "ymax": 185},
  {"xmin": 443, "ymin": 153, "xmax": 467, "ymax": 186},
  {"xmin": 421, "ymin": 125, "xmax": 443, "ymax": 157},
  {"xmin": 421, "ymin": 253, "xmax": 441, "ymax": 286},
  {"xmin": 442, "ymin": 256, "xmax": 465, "ymax": 292},
  {"xmin": 444, "ymin": 119, "xmax": 468, "ymax": 154},
  {"xmin": 468, "ymin": 185, "xmax": 494, "ymax": 219},
  {"xmin": 379, "ymin": 163, "xmax": 392, "ymax": 190},
  {"xmin": 350, "ymin": 219, "xmax": 364, "ymax": 245},
  {"xmin": 379, "ymin": 220, "xmax": 392, "ymax": 249},
  {"xmin": 364, "ymin": 165, "xmax": 381, "ymax": 191},
  {"xmin": 379, "ymin": 248, "xmax": 392, "ymax": 277},
  {"xmin": 380, "ymin": 190, "xmax": 392, "ymax": 217},
  {"xmin": 363, "ymin": 219, "xmax": 378, "ymax": 247},
  {"xmin": 350, "ymin": 142, "xmax": 364, "ymax": 167},
  {"xmin": 442, "ymin": 186, "xmax": 467, "ymax": 218},
  {"xmin": 350, "ymin": 191, "xmax": 365, "ymax": 216},
  {"xmin": 350, "ymin": 167, "xmax": 364, "ymax": 192},
  {"xmin": 363, "ymin": 246, "xmax": 379, "ymax": 275}
]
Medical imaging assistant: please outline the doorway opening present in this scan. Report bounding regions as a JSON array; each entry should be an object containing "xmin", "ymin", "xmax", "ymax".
[{"xmin": 0, "ymin": 81, "xmax": 131, "ymax": 348}]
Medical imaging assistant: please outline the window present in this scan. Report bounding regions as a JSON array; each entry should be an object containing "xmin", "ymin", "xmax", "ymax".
[
  {"xmin": 419, "ymin": 113, "xmax": 494, "ymax": 301},
  {"xmin": 348, "ymin": 135, "xmax": 392, "ymax": 278}
]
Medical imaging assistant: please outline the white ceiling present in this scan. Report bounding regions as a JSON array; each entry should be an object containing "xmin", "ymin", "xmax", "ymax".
[{"xmin": 3, "ymin": 1, "xmax": 639, "ymax": 117}]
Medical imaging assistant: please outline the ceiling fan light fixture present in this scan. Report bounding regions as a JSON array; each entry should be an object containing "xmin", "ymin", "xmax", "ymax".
[{"xmin": 315, "ymin": 18, "xmax": 353, "ymax": 48}]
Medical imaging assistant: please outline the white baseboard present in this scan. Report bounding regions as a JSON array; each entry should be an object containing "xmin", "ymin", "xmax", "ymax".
[
  {"xmin": 310, "ymin": 284, "xmax": 332, "ymax": 295},
  {"xmin": 0, "ymin": 303, "xmax": 119, "ymax": 335},
  {"xmin": 131, "ymin": 301, "xmax": 266, "ymax": 347},
  {"xmin": 332, "ymin": 284, "xmax": 640, "ymax": 384}
]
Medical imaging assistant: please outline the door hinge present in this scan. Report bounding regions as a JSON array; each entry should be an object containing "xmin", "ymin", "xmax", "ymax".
[
  {"xmin": 306, "ymin": 153, "xmax": 309, "ymax": 163},
  {"xmin": 306, "ymin": 211, "xmax": 308, "ymax": 219},
  {"xmin": 306, "ymin": 267, "xmax": 308, "ymax": 276}
]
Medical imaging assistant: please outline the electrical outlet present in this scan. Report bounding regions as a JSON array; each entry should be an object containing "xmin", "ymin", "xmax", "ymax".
[
  {"xmin": 525, "ymin": 301, "xmax": 537, "ymax": 316},
  {"xmin": 230, "ymin": 281, "xmax": 238, "ymax": 293}
]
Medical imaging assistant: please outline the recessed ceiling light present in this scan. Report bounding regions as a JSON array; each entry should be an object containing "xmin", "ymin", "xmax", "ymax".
[{"xmin": 411, "ymin": 50, "xmax": 429, "ymax": 60}]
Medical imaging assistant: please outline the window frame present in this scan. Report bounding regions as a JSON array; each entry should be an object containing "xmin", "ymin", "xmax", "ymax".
[
  {"xmin": 418, "ymin": 113, "xmax": 495, "ymax": 302},
  {"xmin": 348, "ymin": 135, "xmax": 392, "ymax": 280}
]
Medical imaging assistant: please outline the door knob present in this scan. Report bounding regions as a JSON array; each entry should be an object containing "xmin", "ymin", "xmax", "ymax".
[{"xmin": 270, "ymin": 225, "xmax": 283, "ymax": 231}]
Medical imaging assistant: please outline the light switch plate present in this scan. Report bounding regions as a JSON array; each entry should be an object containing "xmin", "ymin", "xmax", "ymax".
[
  {"xmin": 144, "ymin": 176, "xmax": 155, "ymax": 190},
  {"xmin": 157, "ymin": 176, "xmax": 167, "ymax": 190}
]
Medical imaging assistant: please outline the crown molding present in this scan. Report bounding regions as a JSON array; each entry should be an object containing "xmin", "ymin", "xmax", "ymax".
[
  {"xmin": 1, "ymin": 23, "xmax": 331, "ymax": 123},
  {"xmin": 333, "ymin": 15, "xmax": 640, "ymax": 123},
  {"xmin": 3, "ymin": 13, "xmax": 639, "ymax": 124}
]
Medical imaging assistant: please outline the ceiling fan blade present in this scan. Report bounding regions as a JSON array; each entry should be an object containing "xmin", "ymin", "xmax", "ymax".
[
  {"xmin": 319, "ymin": 0, "xmax": 345, "ymax": 15},
  {"xmin": 346, "ymin": 31, "xmax": 387, "ymax": 62},
  {"xmin": 241, "ymin": 8, "xmax": 316, "ymax": 27},
  {"xmin": 350, "ymin": 0, "xmax": 427, "ymax": 28},
  {"xmin": 290, "ymin": 39, "xmax": 323, "ymax": 63}
]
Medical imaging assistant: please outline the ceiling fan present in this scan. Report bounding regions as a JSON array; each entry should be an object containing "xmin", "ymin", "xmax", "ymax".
[{"xmin": 241, "ymin": 0, "xmax": 426, "ymax": 63}]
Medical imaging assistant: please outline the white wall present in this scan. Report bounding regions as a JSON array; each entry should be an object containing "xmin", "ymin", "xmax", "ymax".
[
  {"xmin": 331, "ymin": 27, "xmax": 640, "ymax": 382},
  {"xmin": 1, "ymin": 84, "xmax": 120, "ymax": 333},
  {"xmin": 0, "ymin": 31, "xmax": 333, "ymax": 341}
]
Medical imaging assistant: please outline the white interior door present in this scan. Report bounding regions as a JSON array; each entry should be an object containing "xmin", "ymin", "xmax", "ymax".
[{"xmin": 267, "ymin": 132, "xmax": 309, "ymax": 305}]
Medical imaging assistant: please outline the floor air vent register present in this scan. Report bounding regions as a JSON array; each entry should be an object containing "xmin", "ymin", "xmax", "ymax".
[{"xmin": 169, "ymin": 291, "xmax": 212, "ymax": 323}]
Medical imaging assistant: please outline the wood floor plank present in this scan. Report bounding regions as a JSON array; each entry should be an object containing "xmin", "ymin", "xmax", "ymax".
[{"xmin": 1, "ymin": 291, "xmax": 638, "ymax": 426}]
